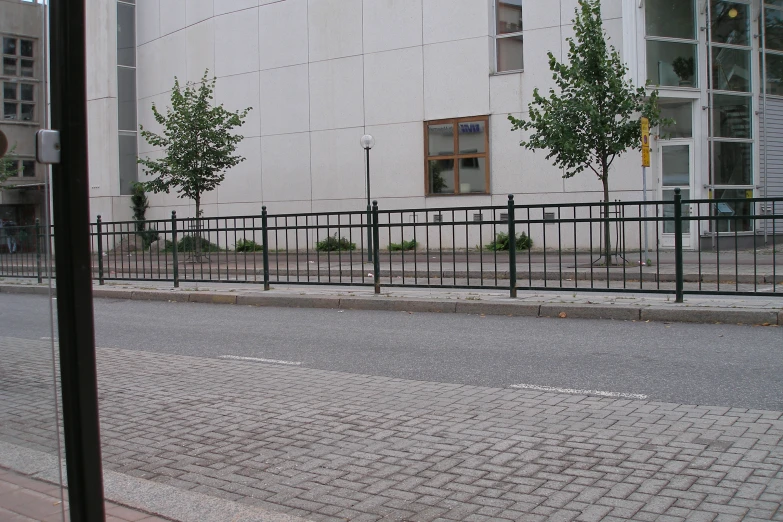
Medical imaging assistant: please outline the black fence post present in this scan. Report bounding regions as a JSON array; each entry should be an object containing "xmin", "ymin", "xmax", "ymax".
[
  {"xmin": 171, "ymin": 211, "xmax": 179, "ymax": 288},
  {"xmin": 96, "ymin": 216, "xmax": 104, "ymax": 285},
  {"xmin": 35, "ymin": 218, "xmax": 43, "ymax": 284},
  {"xmin": 674, "ymin": 188, "xmax": 684, "ymax": 303},
  {"xmin": 262, "ymin": 206, "xmax": 270, "ymax": 291},
  {"xmin": 372, "ymin": 200, "xmax": 381, "ymax": 294},
  {"xmin": 508, "ymin": 195, "xmax": 517, "ymax": 298}
]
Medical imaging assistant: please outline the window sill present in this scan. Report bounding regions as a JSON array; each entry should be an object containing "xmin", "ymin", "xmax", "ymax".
[
  {"xmin": 426, "ymin": 192, "xmax": 491, "ymax": 197},
  {"xmin": 492, "ymin": 69, "xmax": 524, "ymax": 76},
  {"xmin": 0, "ymin": 120, "xmax": 39, "ymax": 127}
]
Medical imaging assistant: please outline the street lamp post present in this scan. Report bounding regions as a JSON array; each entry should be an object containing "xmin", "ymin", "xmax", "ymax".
[{"xmin": 360, "ymin": 134, "xmax": 375, "ymax": 263}]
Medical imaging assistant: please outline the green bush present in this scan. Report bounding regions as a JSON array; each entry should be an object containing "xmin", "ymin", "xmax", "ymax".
[
  {"xmin": 316, "ymin": 234, "xmax": 356, "ymax": 252},
  {"xmin": 164, "ymin": 235, "xmax": 223, "ymax": 253},
  {"xmin": 388, "ymin": 239, "xmax": 418, "ymax": 252},
  {"xmin": 485, "ymin": 231, "xmax": 533, "ymax": 252},
  {"xmin": 235, "ymin": 239, "xmax": 264, "ymax": 252},
  {"xmin": 140, "ymin": 228, "xmax": 160, "ymax": 249}
]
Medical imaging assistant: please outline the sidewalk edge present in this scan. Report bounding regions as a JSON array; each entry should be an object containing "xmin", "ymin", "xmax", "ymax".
[{"xmin": 0, "ymin": 284, "xmax": 779, "ymax": 326}]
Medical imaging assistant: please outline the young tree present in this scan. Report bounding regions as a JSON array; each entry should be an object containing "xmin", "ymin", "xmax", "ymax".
[
  {"xmin": 138, "ymin": 70, "xmax": 251, "ymax": 256},
  {"xmin": 0, "ymin": 146, "xmax": 21, "ymax": 185},
  {"xmin": 508, "ymin": 0, "xmax": 667, "ymax": 264}
]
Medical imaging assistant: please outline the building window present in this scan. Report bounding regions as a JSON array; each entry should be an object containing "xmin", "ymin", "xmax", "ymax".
[
  {"xmin": 2, "ymin": 81, "xmax": 36, "ymax": 121},
  {"xmin": 425, "ymin": 116, "xmax": 490, "ymax": 195},
  {"xmin": 763, "ymin": 1, "xmax": 783, "ymax": 95},
  {"xmin": 2, "ymin": 36, "xmax": 36, "ymax": 123},
  {"xmin": 495, "ymin": 0, "xmax": 523, "ymax": 73},
  {"xmin": 1, "ymin": 158, "xmax": 36, "ymax": 178},
  {"xmin": 644, "ymin": 0, "xmax": 698, "ymax": 87},
  {"xmin": 117, "ymin": 0, "xmax": 138, "ymax": 196},
  {"xmin": 2, "ymin": 36, "xmax": 34, "ymax": 78}
]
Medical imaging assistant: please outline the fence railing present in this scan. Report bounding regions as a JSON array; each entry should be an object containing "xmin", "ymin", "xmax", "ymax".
[
  {"xmin": 2, "ymin": 191, "xmax": 781, "ymax": 300},
  {"xmin": 0, "ymin": 219, "xmax": 46, "ymax": 283}
]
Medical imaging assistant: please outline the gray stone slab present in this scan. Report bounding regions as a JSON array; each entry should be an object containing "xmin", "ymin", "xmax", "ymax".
[
  {"xmin": 237, "ymin": 294, "xmax": 341, "ymax": 309},
  {"xmin": 640, "ymin": 307, "xmax": 780, "ymax": 325},
  {"xmin": 338, "ymin": 296, "xmax": 457, "ymax": 313},
  {"xmin": 539, "ymin": 303, "xmax": 640, "ymax": 321},
  {"xmin": 455, "ymin": 300, "xmax": 540, "ymax": 317}
]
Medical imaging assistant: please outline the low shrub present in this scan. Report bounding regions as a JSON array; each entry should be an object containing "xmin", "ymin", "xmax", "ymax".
[
  {"xmin": 235, "ymin": 239, "xmax": 264, "ymax": 252},
  {"xmin": 164, "ymin": 235, "xmax": 223, "ymax": 253},
  {"xmin": 140, "ymin": 228, "xmax": 160, "ymax": 249},
  {"xmin": 316, "ymin": 234, "xmax": 356, "ymax": 252},
  {"xmin": 388, "ymin": 239, "xmax": 418, "ymax": 252},
  {"xmin": 485, "ymin": 231, "xmax": 533, "ymax": 251}
]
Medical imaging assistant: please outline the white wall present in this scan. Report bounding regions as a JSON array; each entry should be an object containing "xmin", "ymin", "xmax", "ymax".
[{"xmin": 127, "ymin": 0, "xmax": 637, "ymax": 242}]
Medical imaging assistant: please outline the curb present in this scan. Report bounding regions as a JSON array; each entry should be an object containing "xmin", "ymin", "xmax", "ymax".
[{"xmin": 1, "ymin": 283, "xmax": 780, "ymax": 326}]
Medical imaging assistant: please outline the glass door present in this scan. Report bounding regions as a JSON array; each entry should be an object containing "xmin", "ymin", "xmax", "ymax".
[
  {"xmin": 660, "ymin": 142, "xmax": 696, "ymax": 248},
  {"xmin": 0, "ymin": 0, "xmax": 65, "ymax": 519}
]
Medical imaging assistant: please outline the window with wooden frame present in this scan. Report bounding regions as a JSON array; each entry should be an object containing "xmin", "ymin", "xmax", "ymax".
[{"xmin": 425, "ymin": 116, "xmax": 490, "ymax": 195}]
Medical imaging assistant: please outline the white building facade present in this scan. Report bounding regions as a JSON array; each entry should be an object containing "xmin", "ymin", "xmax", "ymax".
[{"xmin": 85, "ymin": 0, "xmax": 783, "ymax": 249}]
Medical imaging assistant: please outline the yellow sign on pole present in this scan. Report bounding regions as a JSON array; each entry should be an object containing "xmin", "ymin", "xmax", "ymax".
[{"xmin": 641, "ymin": 117, "xmax": 650, "ymax": 168}]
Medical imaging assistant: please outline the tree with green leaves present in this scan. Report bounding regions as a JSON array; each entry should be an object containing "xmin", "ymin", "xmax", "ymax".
[
  {"xmin": 0, "ymin": 146, "xmax": 21, "ymax": 185},
  {"xmin": 138, "ymin": 70, "xmax": 251, "ymax": 257},
  {"xmin": 509, "ymin": 0, "xmax": 667, "ymax": 264}
]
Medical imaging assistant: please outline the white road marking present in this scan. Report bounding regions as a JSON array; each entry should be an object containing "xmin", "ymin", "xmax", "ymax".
[
  {"xmin": 510, "ymin": 383, "xmax": 647, "ymax": 400},
  {"xmin": 218, "ymin": 355, "xmax": 302, "ymax": 366}
]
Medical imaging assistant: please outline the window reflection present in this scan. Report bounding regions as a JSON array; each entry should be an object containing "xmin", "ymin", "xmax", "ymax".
[
  {"xmin": 429, "ymin": 160, "xmax": 455, "ymax": 194},
  {"xmin": 428, "ymin": 124, "xmax": 454, "ymax": 157},
  {"xmin": 712, "ymin": 94, "xmax": 751, "ymax": 139},
  {"xmin": 712, "ymin": 47, "xmax": 750, "ymax": 92},
  {"xmin": 659, "ymin": 101, "xmax": 693, "ymax": 138},
  {"xmin": 711, "ymin": 1, "xmax": 750, "ymax": 46},
  {"xmin": 647, "ymin": 41, "xmax": 697, "ymax": 87},
  {"xmin": 645, "ymin": 0, "xmax": 696, "ymax": 39},
  {"xmin": 713, "ymin": 142, "xmax": 752, "ymax": 185},
  {"xmin": 497, "ymin": 0, "xmax": 522, "ymax": 35}
]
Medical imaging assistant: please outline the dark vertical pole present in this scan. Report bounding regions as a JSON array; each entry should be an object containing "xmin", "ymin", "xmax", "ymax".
[
  {"xmin": 674, "ymin": 188, "xmax": 684, "ymax": 303},
  {"xmin": 49, "ymin": 0, "xmax": 106, "ymax": 518},
  {"xmin": 262, "ymin": 206, "xmax": 270, "ymax": 291},
  {"xmin": 372, "ymin": 200, "xmax": 381, "ymax": 294},
  {"xmin": 171, "ymin": 211, "xmax": 179, "ymax": 288},
  {"xmin": 508, "ymin": 195, "xmax": 517, "ymax": 298},
  {"xmin": 35, "ymin": 218, "xmax": 42, "ymax": 284},
  {"xmin": 366, "ymin": 147, "xmax": 372, "ymax": 263},
  {"xmin": 96, "ymin": 216, "xmax": 104, "ymax": 285}
]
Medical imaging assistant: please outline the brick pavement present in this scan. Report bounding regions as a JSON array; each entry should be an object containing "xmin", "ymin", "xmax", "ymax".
[
  {"xmin": 1, "ymin": 336, "xmax": 782, "ymax": 521},
  {"xmin": 0, "ymin": 466, "xmax": 170, "ymax": 521}
]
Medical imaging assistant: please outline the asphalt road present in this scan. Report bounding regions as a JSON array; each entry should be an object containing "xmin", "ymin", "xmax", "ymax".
[{"xmin": 2, "ymin": 293, "xmax": 781, "ymax": 411}]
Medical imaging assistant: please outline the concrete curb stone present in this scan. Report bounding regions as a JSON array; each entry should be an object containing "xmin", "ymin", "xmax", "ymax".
[
  {"xmin": 93, "ymin": 288, "xmax": 133, "ymax": 299},
  {"xmin": 455, "ymin": 301, "xmax": 540, "ymax": 317},
  {"xmin": 237, "ymin": 295, "xmax": 340, "ymax": 309},
  {"xmin": 0, "ymin": 284, "xmax": 52, "ymax": 295},
  {"xmin": 640, "ymin": 307, "xmax": 780, "ymax": 325},
  {"xmin": 189, "ymin": 292, "xmax": 237, "ymax": 305},
  {"xmin": 338, "ymin": 296, "xmax": 457, "ymax": 314},
  {"xmin": 131, "ymin": 290, "xmax": 191, "ymax": 303},
  {"xmin": 539, "ymin": 303, "xmax": 641, "ymax": 321},
  {"xmin": 0, "ymin": 283, "xmax": 780, "ymax": 326}
]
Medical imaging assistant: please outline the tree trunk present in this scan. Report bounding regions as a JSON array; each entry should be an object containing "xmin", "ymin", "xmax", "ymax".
[
  {"xmin": 195, "ymin": 194, "xmax": 202, "ymax": 261},
  {"xmin": 602, "ymin": 171, "xmax": 612, "ymax": 266}
]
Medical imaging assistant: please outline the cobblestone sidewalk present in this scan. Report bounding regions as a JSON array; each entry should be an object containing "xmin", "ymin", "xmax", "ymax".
[{"xmin": 1, "ymin": 337, "xmax": 782, "ymax": 521}]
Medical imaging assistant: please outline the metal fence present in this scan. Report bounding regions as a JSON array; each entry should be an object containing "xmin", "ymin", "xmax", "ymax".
[
  {"xmin": 0, "ymin": 220, "xmax": 46, "ymax": 282},
  {"xmin": 2, "ymin": 191, "xmax": 781, "ymax": 301}
]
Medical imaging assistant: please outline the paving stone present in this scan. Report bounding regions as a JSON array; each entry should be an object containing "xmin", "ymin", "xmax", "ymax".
[{"xmin": 1, "ymin": 337, "xmax": 781, "ymax": 522}]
